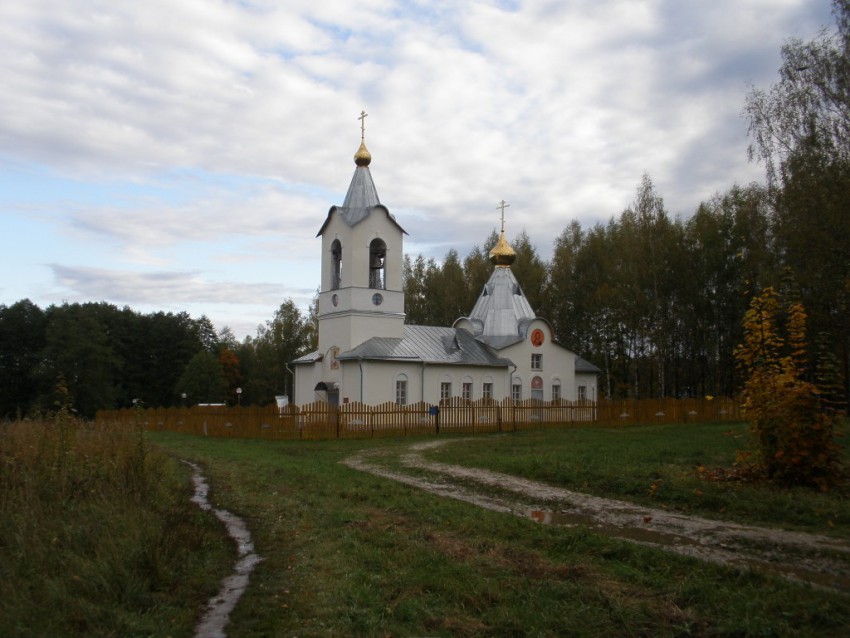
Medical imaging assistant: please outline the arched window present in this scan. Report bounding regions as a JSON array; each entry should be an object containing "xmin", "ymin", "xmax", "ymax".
[
  {"xmin": 482, "ymin": 374, "xmax": 494, "ymax": 399},
  {"xmin": 440, "ymin": 374, "xmax": 453, "ymax": 402},
  {"xmin": 331, "ymin": 239, "xmax": 342, "ymax": 290},
  {"xmin": 512, "ymin": 375, "xmax": 523, "ymax": 401},
  {"xmin": 395, "ymin": 373, "xmax": 408, "ymax": 405},
  {"xmin": 369, "ymin": 238, "xmax": 386, "ymax": 289},
  {"xmin": 531, "ymin": 375, "xmax": 544, "ymax": 401},
  {"xmin": 461, "ymin": 375, "xmax": 473, "ymax": 400}
]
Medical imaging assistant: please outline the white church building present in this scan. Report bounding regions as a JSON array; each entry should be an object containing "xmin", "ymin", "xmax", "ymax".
[{"xmin": 292, "ymin": 121, "xmax": 599, "ymax": 407}]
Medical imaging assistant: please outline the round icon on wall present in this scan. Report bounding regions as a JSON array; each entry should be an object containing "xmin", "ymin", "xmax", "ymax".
[
  {"xmin": 332, "ymin": 294, "xmax": 339, "ymax": 307},
  {"xmin": 372, "ymin": 293, "xmax": 383, "ymax": 306},
  {"xmin": 531, "ymin": 328, "xmax": 544, "ymax": 347}
]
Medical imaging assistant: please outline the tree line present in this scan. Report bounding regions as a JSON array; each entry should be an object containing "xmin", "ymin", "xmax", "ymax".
[
  {"xmin": 2, "ymin": 1, "xmax": 847, "ymax": 416},
  {"xmin": 0, "ymin": 300, "xmax": 314, "ymax": 419},
  {"xmin": 407, "ymin": 0, "xmax": 850, "ymax": 406}
]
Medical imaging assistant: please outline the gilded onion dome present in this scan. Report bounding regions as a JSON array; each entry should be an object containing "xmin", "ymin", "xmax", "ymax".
[
  {"xmin": 354, "ymin": 139, "xmax": 371, "ymax": 166},
  {"xmin": 490, "ymin": 200, "xmax": 516, "ymax": 267},
  {"xmin": 489, "ymin": 229, "xmax": 516, "ymax": 266}
]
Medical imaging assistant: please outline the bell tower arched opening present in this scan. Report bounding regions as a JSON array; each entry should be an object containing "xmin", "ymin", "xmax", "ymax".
[
  {"xmin": 369, "ymin": 238, "xmax": 387, "ymax": 290},
  {"xmin": 331, "ymin": 239, "xmax": 342, "ymax": 290}
]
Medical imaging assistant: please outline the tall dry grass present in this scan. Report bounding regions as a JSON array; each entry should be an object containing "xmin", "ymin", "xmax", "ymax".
[{"xmin": 0, "ymin": 414, "xmax": 232, "ymax": 637}]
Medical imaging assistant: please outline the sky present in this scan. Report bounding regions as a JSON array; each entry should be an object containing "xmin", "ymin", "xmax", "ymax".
[{"xmin": 0, "ymin": 0, "xmax": 836, "ymax": 340}]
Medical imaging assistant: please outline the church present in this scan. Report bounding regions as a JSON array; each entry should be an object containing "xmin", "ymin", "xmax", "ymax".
[{"xmin": 291, "ymin": 116, "xmax": 599, "ymax": 407}]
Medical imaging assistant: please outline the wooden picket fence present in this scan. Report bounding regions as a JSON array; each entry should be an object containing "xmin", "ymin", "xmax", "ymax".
[{"xmin": 97, "ymin": 396, "xmax": 740, "ymax": 441}]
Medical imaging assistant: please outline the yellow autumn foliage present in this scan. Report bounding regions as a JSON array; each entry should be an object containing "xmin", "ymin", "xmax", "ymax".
[{"xmin": 734, "ymin": 287, "xmax": 842, "ymax": 489}]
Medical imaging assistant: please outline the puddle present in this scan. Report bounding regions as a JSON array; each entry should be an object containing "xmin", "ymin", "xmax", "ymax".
[
  {"xmin": 522, "ymin": 507, "xmax": 850, "ymax": 592},
  {"xmin": 344, "ymin": 443, "xmax": 850, "ymax": 594},
  {"xmin": 184, "ymin": 461, "xmax": 262, "ymax": 638}
]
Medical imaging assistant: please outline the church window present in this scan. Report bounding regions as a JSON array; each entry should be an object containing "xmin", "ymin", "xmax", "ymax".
[
  {"xmin": 395, "ymin": 379, "xmax": 408, "ymax": 405},
  {"xmin": 577, "ymin": 385, "xmax": 587, "ymax": 401},
  {"xmin": 462, "ymin": 382, "xmax": 472, "ymax": 400},
  {"xmin": 531, "ymin": 353, "xmax": 542, "ymax": 370},
  {"xmin": 440, "ymin": 382, "xmax": 452, "ymax": 401},
  {"xmin": 552, "ymin": 383, "xmax": 561, "ymax": 401},
  {"xmin": 531, "ymin": 376, "xmax": 544, "ymax": 401},
  {"xmin": 482, "ymin": 382, "xmax": 493, "ymax": 399},
  {"xmin": 369, "ymin": 238, "xmax": 387, "ymax": 289},
  {"xmin": 511, "ymin": 383, "xmax": 522, "ymax": 401},
  {"xmin": 331, "ymin": 239, "xmax": 342, "ymax": 290}
]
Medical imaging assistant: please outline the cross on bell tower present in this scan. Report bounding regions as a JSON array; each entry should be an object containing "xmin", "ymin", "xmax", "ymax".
[{"xmin": 358, "ymin": 110, "xmax": 368, "ymax": 139}]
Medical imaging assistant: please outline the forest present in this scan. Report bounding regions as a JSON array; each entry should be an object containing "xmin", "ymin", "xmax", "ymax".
[{"xmin": 1, "ymin": 1, "xmax": 848, "ymax": 418}]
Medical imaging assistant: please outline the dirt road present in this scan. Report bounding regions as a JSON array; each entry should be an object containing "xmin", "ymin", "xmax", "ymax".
[{"xmin": 343, "ymin": 440, "xmax": 850, "ymax": 593}]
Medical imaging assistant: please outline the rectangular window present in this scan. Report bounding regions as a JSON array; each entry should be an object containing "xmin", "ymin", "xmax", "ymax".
[
  {"xmin": 482, "ymin": 382, "xmax": 493, "ymax": 399},
  {"xmin": 531, "ymin": 353, "xmax": 542, "ymax": 370},
  {"xmin": 396, "ymin": 380, "xmax": 407, "ymax": 405},
  {"xmin": 552, "ymin": 384, "xmax": 561, "ymax": 400},
  {"xmin": 462, "ymin": 382, "xmax": 472, "ymax": 400},
  {"xmin": 577, "ymin": 385, "xmax": 587, "ymax": 401},
  {"xmin": 440, "ymin": 382, "xmax": 452, "ymax": 401},
  {"xmin": 511, "ymin": 383, "xmax": 522, "ymax": 401}
]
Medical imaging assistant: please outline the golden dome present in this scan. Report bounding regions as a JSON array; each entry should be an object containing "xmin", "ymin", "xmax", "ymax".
[
  {"xmin": 354, "ymin": 140, "xmax": 371, "ymax": 166},
  {"xmin": 489, "ymin": 230, "xmax": 516, "ymax": 267}
]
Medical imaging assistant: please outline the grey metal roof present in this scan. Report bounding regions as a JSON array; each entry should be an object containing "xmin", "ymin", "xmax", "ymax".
[
  {"xmin": 474, "ymin": 334, "xmax": 525, "ymax": 349},
  {"xmin": 575, "ymin": 355, "xmax": 602, "ymax": 373},
  {"xmin": 316, "ymin": 166, "xmax": 407, "ymax": 236},
  {"xmin": 337, "ymin": 325, "xmax": 514, "ymax": 367},
  {"xmin": 463, "ymin": 266, "xmax": 536, "ymax": 340},
  {"xmin": 291, "ymin": 350, "xmax": 322, "ymax": 364},
  {"xmin": 342, "ymin": 165, "xmax": 380, "ymax": 208}
]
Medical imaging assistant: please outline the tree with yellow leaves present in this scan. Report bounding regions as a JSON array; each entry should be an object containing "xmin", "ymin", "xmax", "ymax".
[{"xmin": 735, "ymin": 287, "xmax": 843, "ymax": 489}]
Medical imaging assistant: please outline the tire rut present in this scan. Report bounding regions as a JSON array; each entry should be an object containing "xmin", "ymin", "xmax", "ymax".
[{"xmin": 343, "ymin": 439, "xmax": 850, "ymax": 594}]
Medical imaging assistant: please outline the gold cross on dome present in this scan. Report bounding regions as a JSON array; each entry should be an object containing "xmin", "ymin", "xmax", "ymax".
[
  {"xmin": 496, "ymin": 200, "xmax": 510, "ymax": 232},
  {"xmin": 358, "ymin": 110, "xmax": 368, "ymax": 140}
]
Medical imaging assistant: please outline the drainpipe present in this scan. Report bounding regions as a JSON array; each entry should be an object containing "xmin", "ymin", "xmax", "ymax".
[
  {"xmin": 358, "ymin": 357, "xmax": 364, "ymax": 403},
  {"xmin": 509, "ymin": 364, "xmax": 517, "ymax": 432},
  {"xmin": 285, "ymin": 363, "xmax": 294, "ymax": 402},
  {"xmin": 421, "ymin": 361, "xmax": 427, "ymax": 403}
]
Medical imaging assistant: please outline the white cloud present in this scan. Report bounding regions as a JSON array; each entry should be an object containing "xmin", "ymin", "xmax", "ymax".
[
  {"xmin": 0, "ymin": 0, "xmax": 836, "ymax": 338},
  {"xmin": 49, "ymin": 263, "xmax": 304, "ymax": 305}
]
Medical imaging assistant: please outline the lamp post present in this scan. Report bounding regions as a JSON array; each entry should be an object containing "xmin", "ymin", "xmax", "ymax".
[
  {"xmin": 181, "ymin": 392, "xmax": 187, "ymax": 407},
  {"xmin": 236, "ymin": 387, "xmax": 242, "ymax": 406}
]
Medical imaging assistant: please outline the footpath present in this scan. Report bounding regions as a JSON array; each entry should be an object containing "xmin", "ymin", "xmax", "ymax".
[{"xmin": 344, "ymin": 440, "xmax": 850, "ymax": 594}]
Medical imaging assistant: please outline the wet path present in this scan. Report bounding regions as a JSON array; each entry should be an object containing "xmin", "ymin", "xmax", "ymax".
[
  {"xmin": 343, "ymin": 440, "xmax": 850, "ymax": 593},
  {"xmin": 184, "ymin": 461, "xmax": 262, "ymax": 638}
]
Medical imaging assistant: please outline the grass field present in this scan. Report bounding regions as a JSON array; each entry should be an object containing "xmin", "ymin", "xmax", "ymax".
[
  {"xmin": 425, "ymin": 421, "xmax": 850, "ymax": 536},
  {"xmin": 144, "ymin": 420, "xmax": 850, "ymax": 637},
  {"xmin": 0, "ymin": 418, "xmax": 232, "ymax": 638}
]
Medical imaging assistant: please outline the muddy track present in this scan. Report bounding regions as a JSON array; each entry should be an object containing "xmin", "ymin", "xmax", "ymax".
[
  {"xmin": 343, "ymin": 440, "xmax": 850, "ymax": 594},
  {"xmin": 184, "ymin": 461, "xmax": 262, "ymax": 638}
]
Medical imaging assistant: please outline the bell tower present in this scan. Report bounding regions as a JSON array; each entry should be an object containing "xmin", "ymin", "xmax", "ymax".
[{"xmin": 315, "ymin": 112, "xmax": 407, "ymax": 361}]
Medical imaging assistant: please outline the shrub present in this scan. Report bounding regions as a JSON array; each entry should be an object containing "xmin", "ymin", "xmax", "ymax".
[{"xmin": 734, "ymin": 287, "xmax": 843, "ymax": 489}]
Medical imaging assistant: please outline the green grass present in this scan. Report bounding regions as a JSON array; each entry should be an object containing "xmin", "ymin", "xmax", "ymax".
[
  {"xmin": 0, "ymin": 418, "xmax": 233, "ymax": 637},
  {"xmin": 427, "ymin": 421, "xmax": 850, "ymax": 536},
  {"xmin": 149, "ymin": 425, "xmax": 850, "ymax": 637}
]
